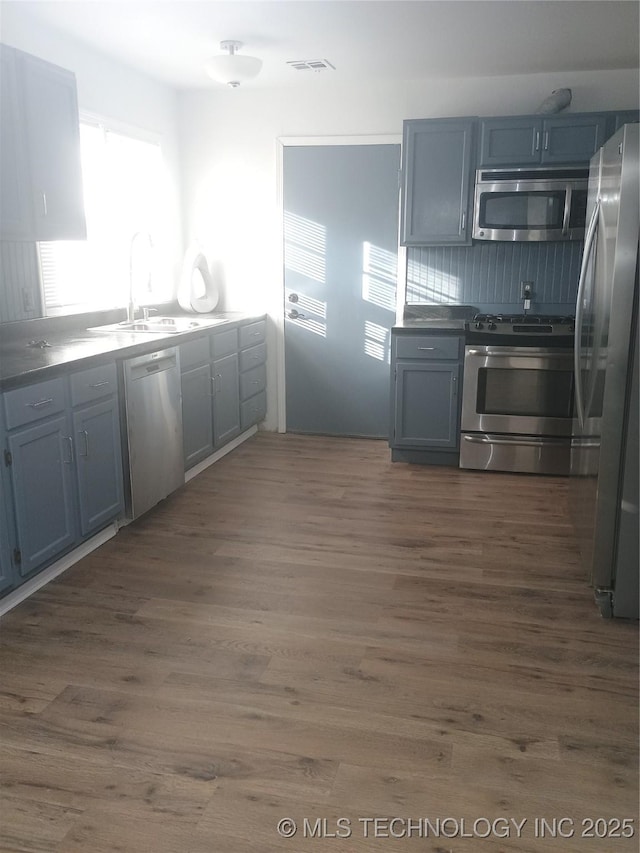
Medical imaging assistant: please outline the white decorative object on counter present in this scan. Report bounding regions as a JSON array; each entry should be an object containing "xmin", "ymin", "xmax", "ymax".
[{"xmin": 178, "ymin": 247, "xmax": 219, "ymax": 313}]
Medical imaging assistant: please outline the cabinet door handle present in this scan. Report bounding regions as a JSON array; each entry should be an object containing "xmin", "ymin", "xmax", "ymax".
[
  {"xmin": 42, "ymin": 192, "xmax": 48, "ymax": 216},
  {"xmin": 64, "ymin": 436, "xmax": 74, "ymax": 464},
  {"xmin": 78, "ymin": 430, "xmax": 89, "ymax": 457},
  {"xmin": 90, "ymin": 380, "xmax": 110, "ymax": 389},
  {"xmin": 543, "ymin": 131, "xmax": 549, "ymax": 151},
  {"xmin": 417, "ymin": 347, "xmax": 436, "ymax": 351},
  {"xmin": 26, "ymin": 397, "xmax": 53, "ymax": 409},
  {"xmin": 535, "ymin": 131, "xmax": 540, "ymax": 151},
  {"xmin": 461, "ymin": 211, "xmax": 466, "ymax": 232}
]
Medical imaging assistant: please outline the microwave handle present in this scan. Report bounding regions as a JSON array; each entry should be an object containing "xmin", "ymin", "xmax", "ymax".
[{"xmin": 561, "ymin": 185, "xmax": 573, "ymax": 236}]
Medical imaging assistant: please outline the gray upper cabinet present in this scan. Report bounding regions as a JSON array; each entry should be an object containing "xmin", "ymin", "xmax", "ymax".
[
  {"xmin": 0, "ymin": 47, "xmax": 33, "ymax": 240},
  {"xmin": 542, "ymin": 115, "xmax": 608, "ymax": 164},
  {"xmin": 479, "ymin": 117, "xmax": 540, "ymax": 166},
  {"xmin": 614, "ymin": 111, "xmax": 640, "ymax": 132},
  {"xmin": 400, "ymin": 118, "xmax": 475, "ymax": 246},
  {"xmin": 0, "ymin": 44, "xmax": 86, "ymax": 241},
  {"xmin": 479, "ymin": 114, "xmax": 608, "ymax": 167}
]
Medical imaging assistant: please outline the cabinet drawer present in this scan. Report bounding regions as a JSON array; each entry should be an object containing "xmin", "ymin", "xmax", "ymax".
[
  {"xmin": 395, "ymin": 335, "xmax": 461, "ymax": 361},
  {"xmin": 240, "ymin": 363, "xmax": 266, "ymax": 401},
  {"xmin": 4, "ymin": 377, "xmax": 66, "ymax": 429},
  {"xmin": 240, "ymin": 390, "xmax": 266, "ymax": 431},
  {"xmin": 239, "ymin": 320, "xmax": 266, "ymax": 349},
  {"xmin": 239, "ymin": 343, "xmax": 266, "ymax": 373},
  {"xmin": 70, "ymin": 362, "xmax": 117, "ymax": 407},
  {"xmin": 180, "ymin": 337, "xmax": 210, "ymax": 371},
  {"xmin": 211, "ymin": 328, "xmax": 238, "ymax": 359}
]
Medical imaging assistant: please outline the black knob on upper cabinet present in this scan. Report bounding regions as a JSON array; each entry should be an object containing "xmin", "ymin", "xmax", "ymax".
[
  {"xmin": 475, "ymin": 321, "xmax": 484, "ymax": 330},
  {"xmin": 489, "ymin": 322, "xmax": 497, "ymax": 331}
]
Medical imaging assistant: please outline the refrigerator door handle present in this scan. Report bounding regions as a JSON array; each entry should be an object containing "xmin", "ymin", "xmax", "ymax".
[{"xmin": 574, "ymin": 199, "xmax": 601, "ymax": 429}]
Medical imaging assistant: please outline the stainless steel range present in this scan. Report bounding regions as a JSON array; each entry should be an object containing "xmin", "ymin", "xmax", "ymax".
[{"xmin": 460, "ymin": 313, "xmax": 575, "ymax": 474}]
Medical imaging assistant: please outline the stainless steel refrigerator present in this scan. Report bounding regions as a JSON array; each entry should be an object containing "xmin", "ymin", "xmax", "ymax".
[{"xmin": 571, "ymin": 123, "xmax": 639, "ymax": 619}]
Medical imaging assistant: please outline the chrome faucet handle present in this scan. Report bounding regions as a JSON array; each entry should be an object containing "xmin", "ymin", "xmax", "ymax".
[{"xmin": 142, "ymin": 307, "xmax": 158, "ymax": 321}]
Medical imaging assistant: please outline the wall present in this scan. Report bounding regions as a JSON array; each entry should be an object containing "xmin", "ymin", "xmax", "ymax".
[
  {"xmin": 0, "ymin": 4, "xmax": 183, "ymax": 323},
  {"xmin": 179, "ymin": 67, "xmax": 639, "ymax": 428}
]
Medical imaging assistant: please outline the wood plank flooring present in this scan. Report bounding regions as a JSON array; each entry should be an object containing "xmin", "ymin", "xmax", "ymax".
[{"xmin": 0, "ymin": 433, "xmax": 638, "ymax": 852}]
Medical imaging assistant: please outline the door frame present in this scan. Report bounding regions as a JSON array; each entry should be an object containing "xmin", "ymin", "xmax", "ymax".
[{"xmin": 276, "ymin": 134, "xmax": 404, "ymax": 433}]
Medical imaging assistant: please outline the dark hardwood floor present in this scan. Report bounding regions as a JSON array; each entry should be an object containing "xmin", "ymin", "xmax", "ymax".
[{"xmin": 1, "ymin": 433, "xmax": 638, "ymax": 852}]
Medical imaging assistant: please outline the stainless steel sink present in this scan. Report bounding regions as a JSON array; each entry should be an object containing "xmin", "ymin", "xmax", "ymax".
[{"xmin": 88, "ymin": 316, "xmax": 229, "ymax": 334}]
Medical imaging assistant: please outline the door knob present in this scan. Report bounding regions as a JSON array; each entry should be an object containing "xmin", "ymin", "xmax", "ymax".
[
  {"xmin": 287, "ymin": 309, "xmax": 306, "ymax": 320},
  {"xmin": 288, "ymin": 293, "xmax": 299, "ymax": 303}
]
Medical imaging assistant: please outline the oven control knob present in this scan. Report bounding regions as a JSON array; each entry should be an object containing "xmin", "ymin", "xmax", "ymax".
[
  {"xmin": 488, "ymin": 322, "xmax": 497, "ymax": 331},
  {"xmin": 475, "ymin": 321, "xmax": 484, "ymax": 330}
]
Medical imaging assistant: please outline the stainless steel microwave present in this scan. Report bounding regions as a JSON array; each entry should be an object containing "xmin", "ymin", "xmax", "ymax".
[{"xmin": 472, "ymin": 167, "xmax": 589, "ymax": 242}]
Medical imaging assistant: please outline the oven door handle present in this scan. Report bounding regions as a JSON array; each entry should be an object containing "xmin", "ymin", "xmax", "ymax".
[
  {"xmin": 463, "ymin": 435, "xmax": 570, "ymax": 448},
  {"xmin": 466, "ymin": 348, "xmax": 571, "ymax": 358},
  {"xmin": 561, "ymin": 185, "xmax": 572, "ymax": 236},
  {"xmin": 574, "ymin": 198, "xmax": 601, "ymax": 429}
]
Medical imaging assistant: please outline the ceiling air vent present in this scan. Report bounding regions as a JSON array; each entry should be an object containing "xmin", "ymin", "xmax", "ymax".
[{"xmin": 286, "ymin": 59, "xmax": 336, "ymax": 72}]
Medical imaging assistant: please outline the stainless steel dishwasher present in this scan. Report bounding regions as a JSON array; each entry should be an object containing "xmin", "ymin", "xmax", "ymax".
[{"xmin": 122, "ymin": 347, "xmax": 184, "ymax": 519}]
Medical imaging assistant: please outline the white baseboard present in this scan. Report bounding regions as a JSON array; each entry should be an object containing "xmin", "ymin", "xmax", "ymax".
[
  {"xmin": 0, "ymin": 524, "xmax": 118, "ymax": 616},
  {"xmin": 184, "ymin": 425, "xmax": 258, "ymax": 482}
]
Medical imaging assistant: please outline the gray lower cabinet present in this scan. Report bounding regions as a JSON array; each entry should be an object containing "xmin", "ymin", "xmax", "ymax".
[
  {"xmin": 2, "ymin": 363, "xmax": 124, "ymax": 586},
  {"xmin": 7, "ymin": 414, "xmax": 77, "ymax": 578},
  {"xmin": 69, "ymin": 363, "xmax": 123, "ymax": 538},
  {"xmin": 181, "ymin": 362, "xmax": 215, "ymax": 469},
  {"xmin": 72, "ymin": 398, "xmax": 124, "ymax": 537},
  {"xmin": 0, "ymin": 461, "xmax": 15, "ymax": 594},
  {"xmin": 400, "ymin": 118, "xmax": 475, "ymax": 246},
  {"xmin": 390, "ymin": 332, "xmax": 463, "ymax": 465},
  {"xmin": 393, "ymin": 363, "xmax": 460, "ymax": 449},
  {"xmin": 212, "ymin": 353, "xmax": 240, "ymax": 447},
  {"xmin": 180, "ymin": 319, "xmax": 267, "ymax": 470},
  {"xmin": 238, "ymin": 320, "xmax": 267, "ymax": 432}
]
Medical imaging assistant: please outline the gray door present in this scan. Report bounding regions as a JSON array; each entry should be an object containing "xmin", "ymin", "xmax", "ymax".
[{"xmin": 284, "ymin": 144, "xmax": 400, "ymax": 437}]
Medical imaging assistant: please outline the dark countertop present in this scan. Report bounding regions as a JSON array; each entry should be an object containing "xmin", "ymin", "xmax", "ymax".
[
  {"xmin": 394, "ymin": 304, "xmax": 476, "ymax": 332},
  {"xmin": 0, "ymin": 311, "xmax": 265, "ymax": 391},
  {"xmin": 392, "ymin": 318, "xmax": 467, "ymax": 331}
]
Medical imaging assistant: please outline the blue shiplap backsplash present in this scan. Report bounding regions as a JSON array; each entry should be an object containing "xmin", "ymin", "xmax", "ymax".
[
  {"xmin": 0, "ymin": 241, "xmax": 42, "ymax": 323},
  {"xmin": 406, "ymin": 241, "xmax": 583, "ymax": 314}
]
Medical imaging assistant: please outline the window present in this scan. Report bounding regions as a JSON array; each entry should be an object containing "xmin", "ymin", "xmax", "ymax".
[{"xmin": 40, "ymin": 118, "xmax": 173, "ymax": 314}]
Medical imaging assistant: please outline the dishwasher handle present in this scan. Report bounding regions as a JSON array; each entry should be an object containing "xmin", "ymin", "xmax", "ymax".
[{"xmin": 126, "ymin": 350, "xmax": 179, "ymax": 381}]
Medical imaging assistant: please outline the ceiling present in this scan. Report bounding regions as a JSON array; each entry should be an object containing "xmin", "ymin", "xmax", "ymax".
[{"xmin": 5, "ymin": 0, "xmax": 639, "ymax": 90}]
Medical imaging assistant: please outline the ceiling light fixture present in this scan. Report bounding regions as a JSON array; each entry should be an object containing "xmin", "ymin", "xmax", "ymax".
[{"xmin": 205, "ymin": 40, "xmax": 262, "ymax": 88}]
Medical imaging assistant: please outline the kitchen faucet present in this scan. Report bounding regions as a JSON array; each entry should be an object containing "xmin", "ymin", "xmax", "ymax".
[{"xmin": 128, "ymin": 231, "xmax": 154, "ymax": 322}]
